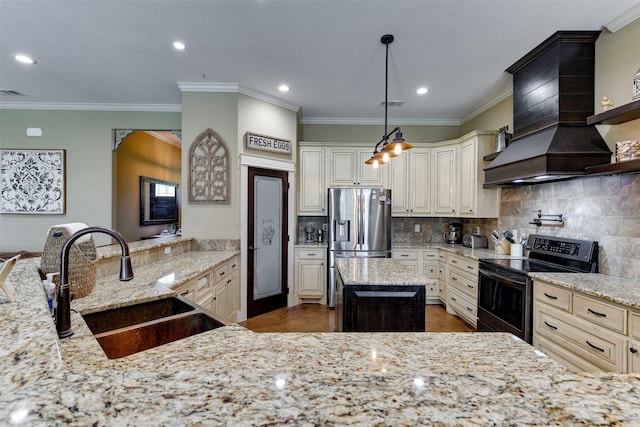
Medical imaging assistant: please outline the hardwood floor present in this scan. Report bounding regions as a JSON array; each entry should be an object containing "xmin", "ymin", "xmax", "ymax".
[{"xmin": 239, "ymin": 303, "xmax": 476, "ymax": 333}]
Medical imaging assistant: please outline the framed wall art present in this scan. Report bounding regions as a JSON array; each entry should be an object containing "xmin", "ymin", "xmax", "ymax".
[{"xmin": 0, "ymin": 149, "xmax": 66, "ymax": 214}]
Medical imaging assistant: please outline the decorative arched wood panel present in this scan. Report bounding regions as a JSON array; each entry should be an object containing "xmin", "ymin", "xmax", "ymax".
[{"xmin": 189, "ymin": 128, "xmax": 230, "ymax": 204}]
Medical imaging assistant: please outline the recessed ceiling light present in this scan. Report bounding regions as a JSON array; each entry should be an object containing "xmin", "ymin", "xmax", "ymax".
[
  {"xmin": 14, "ymin": 54, "xmax": 36, "ymax": 64},
  {"xmin": 173, "ymin": 41, "xmax": 186, "ymax": 50},
  {"xmin": 416, "ymin": 87, "xmax": 428, "ymax": 95},
  {"xmin": 278, "ymin": 84, "xmax": 290, "ymax": 92}
]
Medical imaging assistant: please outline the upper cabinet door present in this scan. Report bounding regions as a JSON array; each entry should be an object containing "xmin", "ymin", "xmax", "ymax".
[
  {"xmin": 328, "ymin": 148, "xmax": 386, "ymax": 187},
  {"xmin": 433, "ymin": 146, "xmax": 458, "ymax": 215},
  {"xmin": 458, "ymin": 139, "xmax": 476, "ymax": 215},
  {"xmin": 410, "ymin": 149, "xmax": 431, "ymax": 215},
  {"xmin": 390, "ymin": 153, "xmax": 409, "ymax": 214},
  {"xmin": 298, "ymin": 147, "xmax": 326, "ymax": 215}
]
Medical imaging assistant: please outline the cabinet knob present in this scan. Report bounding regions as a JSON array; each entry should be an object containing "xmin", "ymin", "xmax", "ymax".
[{"xmin": 631, "ymin": 347, "xmax": 638, "ymax": 354}]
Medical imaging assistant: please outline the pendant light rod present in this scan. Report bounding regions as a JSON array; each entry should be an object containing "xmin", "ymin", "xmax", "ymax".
[{"xmin": 381, "ymin": 34, "xmax": 394, "ymax": 143}]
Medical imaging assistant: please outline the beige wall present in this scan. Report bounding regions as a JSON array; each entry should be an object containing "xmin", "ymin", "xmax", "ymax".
[
  {"xmin": 301, "ymin": 124, "xmax": 461, "ymax": 144},
  {"xmin": 0, "ymin": 109, "xmax": 180, "ymax": 252},
  {"xmin": 460, "ymin": 96, "xmax": 513, "ymax": 136},
  {"xmin": 116, "ymin": 131, "xmax": 181, "ymax": 242},
  {"xmin": 180, "ymin": 92, "xmax": 298, "ymax": 240}
]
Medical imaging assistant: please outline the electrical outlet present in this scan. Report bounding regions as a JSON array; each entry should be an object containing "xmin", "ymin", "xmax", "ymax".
[
  {"xmin": 474, "ymin": 226, "xmax": 481, "ymax": 235},
  {"xmin": 164, "ymin": 246, "xmax": 171, "ymax": 255},
  {"xmin": 322, "ymin": 223, "xmax": 328, "ymax": 232},
  {"xmin": 414, "ymin": 224, "xmax": 421, "ymax": 233}
]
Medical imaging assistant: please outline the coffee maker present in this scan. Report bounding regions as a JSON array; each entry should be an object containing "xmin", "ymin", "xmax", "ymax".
[
  {"xmin": 305, "ymin": 226, "xmax": 315, "ymax": 243},
  {"xmin": 443, "ymin": 223, "xmax": 463, "ymax": 244}
]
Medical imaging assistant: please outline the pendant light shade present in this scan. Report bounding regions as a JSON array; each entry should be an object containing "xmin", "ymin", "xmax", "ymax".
[
  {"xmin": 382, "ymin": 130, "xmax": 413, "ymax": 155},
  {"xmin": 364, "ymin": 34, "xmax": 410, "ymax": 166}
]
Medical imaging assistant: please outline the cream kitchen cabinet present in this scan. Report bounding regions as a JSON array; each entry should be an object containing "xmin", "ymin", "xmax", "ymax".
[
  {"xmin": 390, "ymin": 148, "xmax": 431, "ymax": 216},
  {"xmin": 422, "ymin": 249, "xmax": 440, "ymax": 303},
  {"xmin": 437, "ymin": 251, "xmax": 447, "ymax": 303},
  {"xmin": 295, "ymin": 247, "xmax": 326, "ymax": 302},
  {"xmin": 298, "ymin": 147, "xmax": 326, "ymax": 215},
  {"xmin": 445, "ymin": 253, "xmax": 478, "ymax": 327},
  {"xmin": 328, "ymin": 148, "xmax": 387, "ymax": 188},
  {"xmin": 457, "ymin": 131, "xmax": 499, "ymax": 218},
  {"xmin": 174, "ymin": 279, "xmax": 197, "ymax": 304},
  {"xmin": 533, "ymin": 280, "xmax": 628, "ymax": 373},
  {"xmin": 213, "ymin": 255, "xmax": 240, "ymax": 322},
  {"xmin": 629, "ymin": 312, "xmax": 640, "ymax": 373},
  {"xmin": 391, "ymin": 248, "xmax": 439, "ymax": 304},
  {"xmin": 391, "ymin": 249, "xmax": 420, "ymax": 272},
  {"xmin": 433, "ymin": 145, "xmax": 458, "ymax": 215}
]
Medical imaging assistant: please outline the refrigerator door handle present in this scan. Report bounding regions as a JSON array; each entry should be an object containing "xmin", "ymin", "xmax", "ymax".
[{"xmin": 357, "ymin": 191, "xmax": 364, "ymax": 245}]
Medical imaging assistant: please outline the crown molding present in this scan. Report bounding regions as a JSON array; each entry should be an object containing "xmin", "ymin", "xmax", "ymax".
[
  {"xmin": 604, "ymin": 3, "xmax": 640, "ymax": 33},
  {"xmin": 460, "ymin": 86, "xmax": 513, "ymax": 125},
  {"xmin": 300, "ymin": 116, "xmax": 460, "ymax": 126},
  {"xmin": 177, "ymin": 82, "xmax": 299, "ymax": 112},
  {"xmin": 0, "ymin": 102, "xmax": 181, "ymax": 112}
]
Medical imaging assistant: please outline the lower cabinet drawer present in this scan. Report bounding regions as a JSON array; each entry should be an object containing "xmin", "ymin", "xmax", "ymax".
[
  {"xmin": 536, "ymin": 306, "xmax": 625, "ymax": 372},
  {"xmin": 448, "ymin": 268, "xmax": 477, "ymax": 299},
  {"xmin": 447, "ymin": 287, "xmax": 477, "ymax": 326},
  {"xmin": 573, "ymin": 294, "xmax": 626, "ymax": 334}
]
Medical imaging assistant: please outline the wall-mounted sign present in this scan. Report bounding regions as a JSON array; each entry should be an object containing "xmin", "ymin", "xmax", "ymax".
[{"xmin": 245, "ymin": 132, "xmax": 291, "ymax": 155}]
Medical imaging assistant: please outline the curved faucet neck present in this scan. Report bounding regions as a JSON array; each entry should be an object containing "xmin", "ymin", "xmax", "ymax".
[{"xmin": 57, "ymin": 226, "xmax": 133, "ymax": 338}]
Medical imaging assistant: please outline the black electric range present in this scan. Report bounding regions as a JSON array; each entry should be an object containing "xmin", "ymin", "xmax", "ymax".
[{"xmin": 477, "ymin": 235, "xmax": 599, "ymax": 343}]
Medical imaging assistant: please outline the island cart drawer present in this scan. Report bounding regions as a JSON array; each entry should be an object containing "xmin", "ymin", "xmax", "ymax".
[
  {"xmin": 447, "ymin": 255, "xmax": 478, "ymax": 276},
  {"xmin": 535, "ymin": 281, "xmax": 571, "ymax": 312},
  {"xmin": 573, "ymin": 294, "xmax": 627, "ymax": 334}
]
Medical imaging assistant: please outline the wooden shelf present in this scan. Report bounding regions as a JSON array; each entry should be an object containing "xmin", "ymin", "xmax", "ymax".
[
  {"xmin": 587, "ymin": 99, "xmax": 640, "ymax": 125},
  {"xmin": 585, "ymin": 158, "xmax": 640, "ymax": 176}
]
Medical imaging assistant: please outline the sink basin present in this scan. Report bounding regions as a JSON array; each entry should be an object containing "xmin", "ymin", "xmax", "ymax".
[
  {"xmin": 81, "ymin": 297, "xmax": 225, "ymax": 359},
  {"xmin": 82, "ymin": 297, "xmax": 195, "ymax": 334}
]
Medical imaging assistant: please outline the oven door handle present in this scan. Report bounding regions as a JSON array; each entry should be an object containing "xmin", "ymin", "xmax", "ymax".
[{"xmin": 479, "ymin": 268, "xmax": 526, "ymax": 287}]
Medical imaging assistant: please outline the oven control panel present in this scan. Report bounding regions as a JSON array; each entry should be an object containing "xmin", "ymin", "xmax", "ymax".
[
  {"xmin": 530, "ymin": 237, "xmax": 579, "ymax": 256},
  {"xmin": 527, "ymin": 234, "xmax": 598, "ymax": 266}
]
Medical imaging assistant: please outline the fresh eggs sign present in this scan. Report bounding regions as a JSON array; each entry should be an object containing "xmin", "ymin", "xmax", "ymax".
[{"xmin": 245, "ymin": 132, "xmax": 291, "ymax": 155}]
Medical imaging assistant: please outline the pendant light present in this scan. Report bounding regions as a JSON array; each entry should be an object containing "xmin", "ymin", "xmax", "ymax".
[{"xmin": 365, "ymin": 34, "xmax": 411, "ymax": 167}]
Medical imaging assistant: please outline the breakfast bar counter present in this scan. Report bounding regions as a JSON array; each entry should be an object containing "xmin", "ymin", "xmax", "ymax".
[{"xmin": 2, "ymin": 255, "xmax": 640, "ymax": 425}]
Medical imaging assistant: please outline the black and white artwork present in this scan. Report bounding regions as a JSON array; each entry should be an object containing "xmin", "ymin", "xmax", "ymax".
[{"xmin": 0, "ymin": 149, "xmax": 66, "ymax": 214}]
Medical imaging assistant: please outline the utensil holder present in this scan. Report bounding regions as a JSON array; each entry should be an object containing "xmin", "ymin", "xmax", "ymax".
[
  {"xmin": 494, "ymin": 240, "xmax": 510, "ymax": 255},
  {"xmin": 510, "ymin": 244, "xmax": 524, "ymax": 257}
]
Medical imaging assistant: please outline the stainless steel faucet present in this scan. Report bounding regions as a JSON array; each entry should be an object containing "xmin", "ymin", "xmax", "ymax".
[{"xmin": 56, "ymin": 226, "xmax": 134, "ymax": 338}]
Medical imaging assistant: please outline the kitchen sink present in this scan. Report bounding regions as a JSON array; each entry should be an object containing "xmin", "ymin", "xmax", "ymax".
[{"xmin": 81, "ymin": 297, "xmax": 225, "ymax": 359}]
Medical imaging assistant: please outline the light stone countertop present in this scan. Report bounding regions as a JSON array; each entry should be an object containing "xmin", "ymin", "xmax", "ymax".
[
  {"xmin": 529, "ymin": 272, "xmax": 640, "ymax": 311},
  {"xmin": 2, "ymin": 251, "xmax": 640, "ymax": 425},
  {"xmin": 336, "ymin": 257, "xmax": 435, "ymax": 286},
  {"xmin": 392, "ymin": 242, "xmax": 523, "ymax": 260}
]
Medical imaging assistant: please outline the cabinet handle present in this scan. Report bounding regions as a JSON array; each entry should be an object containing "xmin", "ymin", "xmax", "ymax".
[
  {"xmin": 467, "ymin": 265, "xmax": 474, "ymax": 270},
  {"xmin": 466, "ymin": 306, "xmax": 473, "ymax": 312},
  {"xmin": 466, "ymin": 284, "xmax": 474, "ymax": 289},
  {"xmin": 400, "ymin": 254, "xmax": 409, "ymax": 257},
  {"xmin": 232, "ymin": 264, "xmax": 237, "ymax": 268},
  {"xmin": 587, "ymin": 308, "xmax": 607, "ymax": 317},
  {"xmin": 451, "ymin": 259, "xmax": 458, "ymax": 264},
  {"xmin": 543, "ymin": 321, "xmax": 558, "ymax": 330},
  {"xmin": 180, "ymin": 290, "xmax": 190, "ymax": 296},
  {"xmin": 226, "ymin": 279, "xmax": 232, "ymax": 284},
  {"xmin": 451, "ymin": 276, "xmax": 458, "ymax": 281},
  {"xmin": 543, "ymin": 293, "xmax": 558, "ymax": 300},
  {"xmin": 307, "ymin": 253, "xmax": 316, "ymax": 256},
  {"xmin": 451, "ymin": 296, "xmax": 457, "ymax": 302},
  {"xmin": 586, "ymin": 341, "xmax": 605, "ymax": 353},
  {"xmin": 631, "ymin": 347, "xmax": 638, "ymax": 354}
]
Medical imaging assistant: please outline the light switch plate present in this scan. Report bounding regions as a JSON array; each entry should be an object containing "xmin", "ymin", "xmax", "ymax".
[
  {"xmin": 414, "ymin": 224, "xmax": 420, "ymax": 232},
  {"xmin": 164, "ymin": 247, "xmax": 171, "ymax": 254}
]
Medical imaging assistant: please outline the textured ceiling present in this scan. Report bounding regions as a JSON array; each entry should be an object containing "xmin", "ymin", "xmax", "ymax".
[{"xmin": 1, "ymin": 0, "xmax": 639, "ymax": 124}]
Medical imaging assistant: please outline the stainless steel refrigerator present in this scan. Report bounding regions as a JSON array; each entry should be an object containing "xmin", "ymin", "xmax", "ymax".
[{"xmin": 327, "ymin": 187, "xmax": 392, "ymax": 308}]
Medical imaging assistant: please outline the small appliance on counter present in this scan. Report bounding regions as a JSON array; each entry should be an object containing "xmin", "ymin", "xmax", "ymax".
[
  {"xmin": 462, "ymin": 234, "xmax": 488, "ymax": 249},
  {"xmin": 442, "ymin": 223, "xmax": 463, "ymax": 244},
  {"xmin": 305, "ymin": 226, "xmax": 315, "ymax": 243}
]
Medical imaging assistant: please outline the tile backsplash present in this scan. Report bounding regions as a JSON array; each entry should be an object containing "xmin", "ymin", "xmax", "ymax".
[{"xmin": 499, "ymin": 174, "xmax": 640, "ymax": 280}]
